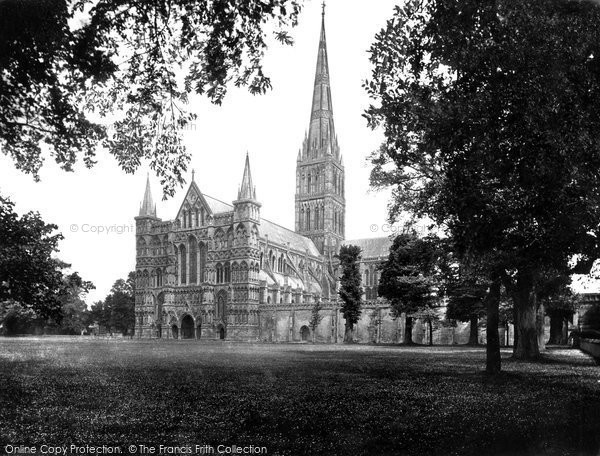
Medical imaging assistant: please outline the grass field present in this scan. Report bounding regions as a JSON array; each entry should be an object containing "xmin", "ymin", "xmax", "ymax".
[{"xmin": 0, "ymin": 338, "xmax": 599, "ymax": 456}]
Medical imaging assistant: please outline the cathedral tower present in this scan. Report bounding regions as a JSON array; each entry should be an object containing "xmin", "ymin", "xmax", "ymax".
[{"xmin": 295, "ymin": 5, "xmax": 345, "ymax": 256}]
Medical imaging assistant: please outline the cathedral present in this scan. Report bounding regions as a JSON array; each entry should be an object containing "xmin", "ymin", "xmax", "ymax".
[{"xmin": 133, "ymin": 9, "xmax": 474, "ymax": 344}]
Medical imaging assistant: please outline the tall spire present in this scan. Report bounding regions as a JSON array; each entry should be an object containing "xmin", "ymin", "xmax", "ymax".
[
  {"xmin": 294, "ymin": 6, "xmax": 345, "ymax": 255},
  {"xmin": 304, "ymin": 3, "xmax": 339, "ymax": 160},
  {"xmin": 139, "ymin": 173, "xmax": 156, "ymax": 217},
  {"xmin": 238, "ymin": 152, "xmax": 256, "ymax": 200}
]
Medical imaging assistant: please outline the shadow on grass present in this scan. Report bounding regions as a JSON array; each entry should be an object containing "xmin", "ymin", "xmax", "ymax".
[{"xmin": 0, "ymin": 339, "xmax": 599, "ymax": 456}]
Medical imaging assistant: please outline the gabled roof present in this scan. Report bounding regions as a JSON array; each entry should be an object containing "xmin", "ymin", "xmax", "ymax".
[
  {"xmin": 203, "ymin": 194, "xmax": 233, "ymax": 214},
  {"xmin": 344, "ymin": 237, "xmax": 392, "ymax": 259},
  {"xmin": 175, "ymin": 181, "xmax": 220, "ymax": 219}
]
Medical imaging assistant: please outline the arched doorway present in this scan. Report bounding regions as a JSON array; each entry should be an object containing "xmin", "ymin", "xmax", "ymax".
[
  {"xmin": 172, "ymin": 325, "xmax": 179, "ymax": 339},
  {"xmin": 217, "ymin": 325, "xmax": 226, "ymax": 340},
  {"xmin": 181, "ymin": 315, "xmax": 194, "ymax": 339},
  {"xmin": 300, "ymin": 325, "xmax": 310, "ymax": 342}
]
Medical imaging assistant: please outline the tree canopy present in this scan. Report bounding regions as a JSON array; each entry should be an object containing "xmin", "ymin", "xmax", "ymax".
[
  {"xmin": 0, "ymin": 270, "xmax": 94, "ymax": 335},
  {"xmin": 0, "ymin": 0, "xmax": 302, "ymax": 196},
  {"xmin": 378, "ymin": 232, "xmax": 445, "ymax": 344},
  {"xmin": 55, "ymin": 272, "xmax": 95, "ymax": 334},
  {"xmin": 366, "ymin": 0, "xmax": 600, "ymax": 361},
  {"xmin": 91, "ymin": 272, "xmax": 135, "ymax": 335},
  {"xmin": 0, "ymin": 196, "xmax": 66, "ymax": 319},
  {"xmin": 336, "ymin": 245, "xmax": 363, "ymax": 342}
]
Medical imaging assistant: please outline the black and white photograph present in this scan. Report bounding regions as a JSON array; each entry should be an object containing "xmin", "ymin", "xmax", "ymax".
[{"xmin": 1, "ymin": 0, "xmax": 600, "ymax": 455}]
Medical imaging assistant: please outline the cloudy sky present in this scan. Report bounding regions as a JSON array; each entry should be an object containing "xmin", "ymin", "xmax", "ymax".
[{"xmin": 0, "ymin": 0, "xmax": 405, "ymax": 304}]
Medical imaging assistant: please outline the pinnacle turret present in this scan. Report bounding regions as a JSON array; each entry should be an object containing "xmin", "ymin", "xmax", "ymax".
[
  {"xmin": 139, "ymin": 173, "xmax": 156, "ymax": 217},
  {"xmin": 238, "ymin": 153, "xmax": 256, "ymax": 200}
]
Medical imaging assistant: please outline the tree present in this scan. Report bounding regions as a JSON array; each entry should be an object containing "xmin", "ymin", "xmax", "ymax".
[
  {"xmin": 499, "ymin": 295, "xmax": 514, "ymax": 347},
  {"xmin": 412, "ymin": 305, "xmax": 440, "ymax": 346},
  {"xmin": 378, "ymin": 233, "xmax": 443, "ymax": 345},
  {"xmin": 1, "ymin": 0, "xmax": 302, "ymax": 196},
  {"xmin": 366, "ymin": 0, "xmax": 600, "ymax": 365},
  {"xmin": 544, "ymin": 286, "xmax": 579, "ymax": 345},
  {"xmin": 445, "ymin": 279, "xmax": 487, "ymax": 346},
  {"xmin": 89, "ymin": 300, "xmax": 110, "ymax": 333},
  {"xmin": 369, "ymin": 305, "xmax": 383, "ymax": 343},
  {"xmin": 0, "ymin": 195, "xmax": 66, "ymax": 320},
  {"xmin": 107, "ymin": 273, "xmax": 136, "ymax": 336},
  {"xmin": 308, "ymin": 300, "xmax": 324, "ymax": 343},
  {"xmin": 0, "ymin": 301, "xmax": 38, "ymax": 335},
  {"xmin": 56, "ymin": 272, "xmax": 95, "ymax": 334},
  {"xmin": 336, "ymin": 245, "xmax": 363, "ymax": 343},
  {"xmin": 91, "ymin": 273, "xmax": 135, "ymax": 335}
]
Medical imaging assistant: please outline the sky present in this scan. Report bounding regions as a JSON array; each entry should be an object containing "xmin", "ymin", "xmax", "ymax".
[{"xmin": 0, "ymin": 0, "xmax": 404, "ymax": 305}]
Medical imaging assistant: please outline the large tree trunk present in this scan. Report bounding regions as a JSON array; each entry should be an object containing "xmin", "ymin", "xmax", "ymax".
[
  {"xmin": 344, "ymin": 322, "xmax": 353, "ymax": 343},
  {"xmin": 428, "ymin": 320, "xmax": 433, "ymax": 346},
  {"xmin": 513, "ymin": 271, "xmax": 540, "ymax": 360},
  {"xmin": 404, "ymin": 316, "xmax": 413, "ymax": 345},
  {"xmin": 468, "ymin": 316, "xmax": 479, "ymax": 345},
  {"xmin": 486, "ymin": 280, "xmax": 501, "ymax": 374}
]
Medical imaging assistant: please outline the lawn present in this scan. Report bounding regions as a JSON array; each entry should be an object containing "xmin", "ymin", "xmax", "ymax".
[{"xmin": 0, "ymin": 338, "xmax": 599, "ymax": 456}]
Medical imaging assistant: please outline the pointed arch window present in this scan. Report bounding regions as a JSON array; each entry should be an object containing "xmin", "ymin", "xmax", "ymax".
[
  {"xmin": 316, "ymin": 170, "xmax": 320, "ymax": 193},
  {"xmin": 217, "ymin": 294, "xmax": 226, "ymax": 319},
  {"xmin": 224, "ymin": 262, "xmax": 231, "ymax": 283},
  {"xmin": 189, "ymin": 237, "xmax": 197, "ymax": 284},
  {"xmin": 180, "ymin": 244, "xmax": 187, "ymax": 284},
  {"xmin": 216, "ymin": 263, "xmax": 223, "ymax": 284},
  {"xmin": 306, "ymin": 208, "xmax": 311, "ymax": 231},
  {"xmin": 241, "ymin": 262, "xmax": 248, "ymax": 281},
  {"xmin": 199, "ymin": 243, "xmax": 207, "ymax": 282},
  {"xmin": 333, "ymin": 170, "xmax": 337, "ymax": 193}
]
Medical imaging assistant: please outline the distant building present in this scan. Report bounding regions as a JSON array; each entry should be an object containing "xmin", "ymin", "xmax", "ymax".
[{"xmin": 577, "ymin": 293, "xmax": 600, "ymax": 332}]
